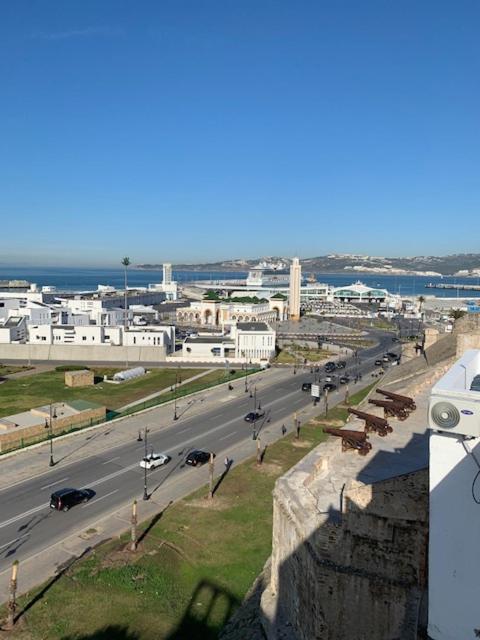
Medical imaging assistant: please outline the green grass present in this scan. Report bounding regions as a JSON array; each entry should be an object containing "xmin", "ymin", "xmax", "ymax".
[
  {"xmin": 2, "ymin": 386, "xmax": 374, "ymax": 640},
  {"xmin": 0, "ymin": 368, "xmax": 204, "ymax": 418},
  {"xmin": 0, "ymin": 364, "xmax": 34, "ymax": 376},
  {"xmin": 275, "ymin": 346, "xmax": 330, "ymax": 364}
]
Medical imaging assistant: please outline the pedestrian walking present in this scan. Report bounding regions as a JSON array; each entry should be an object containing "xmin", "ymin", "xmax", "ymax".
[
  {"xmin": 224, "ymin": 456, "xmax": 230, "ymax": 470},
  {"xmin": 281, "ymin": 424, "xmax": 287, "ymax": 436}
]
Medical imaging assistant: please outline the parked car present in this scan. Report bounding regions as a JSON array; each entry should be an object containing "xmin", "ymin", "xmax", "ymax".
[
  {"xmin": 339, "ymin": 376, "xmax": 350, "ymax": 385},
  {"xmin": 185, "ymin": 450, "xmax": 215, "ymax": 466},
  {"xmin": 301, "ymin": 382, "xmax": 312, "ymax": 392},
  {"xmin": 374, "ymin": 359, "xmax": 383, "ymax": 366},
  {"xmin": 382, "ymin": 355, "xmax": 390, "ymax": 362},
  {"xmin": 50, "ymin": 488, "xmax": 93, "ymax": 512},
  {"xmin": 140, "ymin": 452, "xmax": 170, "ymax": 470},
  {"xmin": 336, "ymin": 361, "xmax": 347, "ymax": 369},
  {"xmin": 325, "ymin": 375, "xmax": 335, "ymax": 383},
  {"xmin": 324, "ymin": 361, "xmax": 336, "ymax": 372},
  {"xmin": 244, "ymin": 410, "xmax": 265, "ymax": 422},
  {"xmin": 323, "ymin": 382, "xmax": 337, "ymax": 392}
]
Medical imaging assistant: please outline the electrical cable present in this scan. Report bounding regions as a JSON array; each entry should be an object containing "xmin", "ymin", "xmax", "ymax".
[{"xmin": 462, "ymin": 438, "xmax": 480, "ymax": 505}]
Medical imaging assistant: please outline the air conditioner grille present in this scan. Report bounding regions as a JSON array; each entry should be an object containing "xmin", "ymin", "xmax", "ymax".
[{"xmin": 431, "ymin": 401, "xmax": 461, "ymax": 429}]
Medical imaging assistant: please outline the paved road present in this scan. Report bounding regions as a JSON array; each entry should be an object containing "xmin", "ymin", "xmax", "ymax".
[{"xmin": 0, "ymin": 331, "xmax": 398, "ymax": 588}]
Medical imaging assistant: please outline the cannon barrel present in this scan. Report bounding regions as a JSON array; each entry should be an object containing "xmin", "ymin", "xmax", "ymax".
[
  {"xmin": 324, "ymin": 427, "xmax": 366, "ymax": 440},
  {"xmin": 348, "ymin": 407, "xmax": 389, "ymax": 427},
  {"xmin": 368, "ymin": 399, "xmax": 410, "ymax": 410},
  {"xmin": 376, "ymin": 388, "xmax": 416, "ymax": 409}
]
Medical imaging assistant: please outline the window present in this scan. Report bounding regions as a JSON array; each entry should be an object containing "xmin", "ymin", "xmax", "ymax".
[{"xmin": 82, "ymin": 336, "xmax": 87, "ymax": 341}]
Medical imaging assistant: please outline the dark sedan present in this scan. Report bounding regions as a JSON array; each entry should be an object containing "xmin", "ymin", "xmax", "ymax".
[
  {"xmin": 323, "ymin": 382, "xmax": 337, "ymax": 392},
  {"xmin": 244, "ymin": 410, "xmax": 265, "ymax": 422},
  {"xmin": 185, "ymin": 450, "xmax": 215, "ymax": 466}
]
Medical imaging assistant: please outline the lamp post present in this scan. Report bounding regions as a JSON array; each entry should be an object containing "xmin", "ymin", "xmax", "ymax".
[
  {"xmin": 143, "ymin": 427, "xmax": 150, "ymax": 501},
  {"xmin": 243, "ymin": 351, "xmax": 248, "ymax": 393},
  {"xmin": 173, "ymin": 372, "xmax": 179, "ymax": 420},
  {"xmin": 44, "ymin": 403, "xmax": 56, "ymax": 467}
]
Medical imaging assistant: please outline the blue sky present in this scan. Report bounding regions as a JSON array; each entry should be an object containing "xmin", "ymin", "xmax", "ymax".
[{"xmin": 1, "ymin": 1, "xmax": 479, "ymax": 266}]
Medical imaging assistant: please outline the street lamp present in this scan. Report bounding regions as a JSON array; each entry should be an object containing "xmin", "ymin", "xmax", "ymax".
[
  {"xmin": 143, "ymin": 427, "xmax": 150, "ymax": 501},
  {"xmin": 243, "ymin": 351, "xmax": 248, "ymax": 393},
  {"xmin": 173, "ymin": 372, "xmax": 179, "ymax": 421},
  {"xmin": 44, "ymin": 403, "xmax": 56, "ymax": 467}
]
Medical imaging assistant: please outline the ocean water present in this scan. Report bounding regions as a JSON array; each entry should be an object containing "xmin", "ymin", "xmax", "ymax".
[{"xmin": 0, "ymin": 266, "xmax": 479, "ymax": 298}]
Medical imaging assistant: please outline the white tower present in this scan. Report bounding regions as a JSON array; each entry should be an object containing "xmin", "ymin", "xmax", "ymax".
[
  {"xmin": 289, "ymin": 257, "xmax": 301, "ymax": 320},
  {"xmin": 163, "ymin": 263, "xmax": 172, "ymax": 285}
]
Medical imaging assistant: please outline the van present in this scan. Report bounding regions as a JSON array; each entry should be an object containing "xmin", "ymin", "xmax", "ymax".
[{"xmin": 50, "ymin": 488, "xmax": 91, "ymax": 512}]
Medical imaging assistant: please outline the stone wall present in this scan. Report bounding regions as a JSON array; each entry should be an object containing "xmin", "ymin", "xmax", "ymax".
[
  {"xmin": 262, "ymin": 467, "xmax": 428, "ymax": 640},
  {"xmin": 65, "ymin": 369, "xmax": 94, "ymax": 387}
]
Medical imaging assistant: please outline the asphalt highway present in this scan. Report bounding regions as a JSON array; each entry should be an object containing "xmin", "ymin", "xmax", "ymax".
[{"xmin": 0, "ymin": 331, "xmax": 398, "ymax": 577}]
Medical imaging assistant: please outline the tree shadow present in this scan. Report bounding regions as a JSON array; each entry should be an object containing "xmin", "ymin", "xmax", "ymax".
[
  {"xmin": 15, "ymin": 546, "xmax": 93, "ymax": 624},
  {"xmin": 137, "ymin": 501, "xmax": 173, "ymax": 545},
  {"xmin": 212, "ymin": 460, "xmax": 233, "ymax": 497},
  {"xmin": 61, "ymin": 626, "xmax": 140, "ymax": 640}
]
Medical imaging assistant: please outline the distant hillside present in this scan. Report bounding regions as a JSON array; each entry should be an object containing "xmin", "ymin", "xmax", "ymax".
[{"xmin": 136, "ymin": 253, "xmax": 480, "ymax": 276}]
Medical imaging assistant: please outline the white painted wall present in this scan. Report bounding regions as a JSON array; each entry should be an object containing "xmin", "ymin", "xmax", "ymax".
[{"xmin": 429, "ymin": 431, "xmax": 480, "ymax": 639}]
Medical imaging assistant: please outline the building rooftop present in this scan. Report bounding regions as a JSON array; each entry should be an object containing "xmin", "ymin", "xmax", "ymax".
[
  {"xmin": 236, "ymin": 322, "xmax": 270, "ymax": 331},
  {"xmin": 4, "ymin": 316, "xmax": 24, "ymax": 327},
  {"xmin": 184, "ymin": 336, "xmax": 234, "ymax": 344}
]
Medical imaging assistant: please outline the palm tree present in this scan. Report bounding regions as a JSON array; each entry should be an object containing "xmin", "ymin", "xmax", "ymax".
[
  {"xmin": 121, "ymin": 257, "xmax": 131, "ymax": 330},
  {"xmin": 448, "ymin": 308, "xmax": 466, "ymax": 326},
  {"xmin": 417, "ymin": 295, "xmax": 425, "ymax": 313}
]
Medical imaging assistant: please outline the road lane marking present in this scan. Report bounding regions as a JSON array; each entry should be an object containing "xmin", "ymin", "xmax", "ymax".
[
  {"xmin": 0, "ymin": 504, "xmax": 47, "ymax": 531},
  {"xmin": 218, "ymin": 432, "xmax": 235, "ymax": 441},
  {"xmin": 82, "ymin": 489, "xmax": 119, "ymax": 508},
  {"xmin": 0, "ymin": 534, "xmax": 29, "ymax": 553},
  {"xmin": 81, "ymin": 462, "xmax": 139, "ymax": 490},
  {"xmin": 176, "ymin": 428, "xmax": 190, "ymax": 435},
  {"xmin": 40, "ymin": 477, "xmax": 69, "ymax": 490},
  {"xmin": 101, "ymin": 456, "xmax": 120, "ymax": 465}
]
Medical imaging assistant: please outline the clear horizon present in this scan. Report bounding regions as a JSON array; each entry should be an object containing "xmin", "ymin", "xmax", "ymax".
[{"xmin": 1, "ymin": 1, "xmax": 479, "ymax": 265}]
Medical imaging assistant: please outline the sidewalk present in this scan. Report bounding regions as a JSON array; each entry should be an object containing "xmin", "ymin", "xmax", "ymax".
[{"xmin": 0, "ymin": 367, "xmax": 291, "ymax": 491}]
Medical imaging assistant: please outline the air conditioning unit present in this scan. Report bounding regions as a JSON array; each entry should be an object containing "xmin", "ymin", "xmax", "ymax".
[{"xmin": 429, "ymin": 350, "xmax": 480, "ymax": 437}]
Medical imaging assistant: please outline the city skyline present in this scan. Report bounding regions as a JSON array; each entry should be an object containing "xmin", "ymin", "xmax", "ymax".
[{"xmin": 1, "ymin": 1, "xmax": 479, "ymax": 266}]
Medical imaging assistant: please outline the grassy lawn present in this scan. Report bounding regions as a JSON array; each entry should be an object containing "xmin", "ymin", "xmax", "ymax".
[
  {"xmin": 2, "ymin": 386, "xmax": 373, "ymax": 640},
  {"xmin": 0, "ymin": 364, "xmax": 34, "ymax": 377},
  {"xmin": 275, "ymin": 346, "xmax": 331, "ymax": 364},
  {"xmin": 0, "ymin": 368, "xmax": 206, "ymax": 418}
]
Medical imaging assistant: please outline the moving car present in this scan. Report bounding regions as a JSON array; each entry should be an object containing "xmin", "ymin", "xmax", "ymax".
[
  {"xmin": 339, "ymin": 376, "xmax": 350, "ymax": 385},
  {"xmin": 185, "ymin": 450, "xmax": 215, "ymax": 466},
  {"xmin": 301, "ymin": 382, "xmax": 312, "ymax": 392},
  {"xmin": 244, "ymin": 410, "xmax": 265, "ymax": 422},
  {"xmin": 323, "ymin": 382, "xmax": 337, "ymax": 392},
  {"xmin": 336, "ymin": 361, "xmax": 347, "ymax": 369},
  {"xmin": 374, "ymin": 359, "xmax": 383, "ymax": 366},
  {"xmin": 50, "ymin": 488, "xmax": 92, "ymax": 512},
  {"xmin": 324, "ymin": 361, "xmax": 336, "ymax": 373},
  {"xmin": 325, "ymin": 375, "xmax": 335, "ymax": 383},
  {"xmin": 140, "ymin": 452, "xmax": 170, "ymax": 470}
]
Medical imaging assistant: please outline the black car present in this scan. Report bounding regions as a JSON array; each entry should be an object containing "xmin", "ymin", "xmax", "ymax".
[
  {"xmin": 374, "ymin": 359, "xmax": 383, "ymax": 366},
  {"xmin": 50, "ymin": 488, "xmax": 92, "ymax": 512},
  {"xmin": 323, "ymin": 382, "xmax": 337, "ymax": 392},
  {"xmin": 339, "ymin": 376, "xmax": 350, "ymax": 385},
  {"xmin": 324, "ymin": 361, "xmax": 336, "ymax": 372},
  {"xmin": 386, "ymin": 352, "xmax": 398, "ymax": 359},
  {"xmin": 185, "ymin": 450, "xmax": 214, "ymax": 466},
  {"xmin": 470, "ymin": 374, "xmax": 480, "ymax": 392},
  {"xmin": 244, "ymin": 410, "xmax": 265, "ymax": 422},
  {"xmin": 301, "ymin": 382, "xmax": 312, "ymax": 392},
  {"xmin": 336, "ymin": 361, "xmax": 347, "ymax": 369}
]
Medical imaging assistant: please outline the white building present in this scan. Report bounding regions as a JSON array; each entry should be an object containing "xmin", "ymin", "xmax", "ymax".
[
  {"xmin": 146, "ymin": 263, "xmax": 179, "ymax": 301},
  {"xmin": 176, "ymin": 298, "xmax": 280, "ymax": 327},
  {"xmin": 123, "ymin": 325, "xmax": 175, "ymax": 351},
  {"xmin": 0, "ymin": 317, "xmax": 27, "ymax": 343},
  {"xmin": 0, "ymin": 298, "xmax": 52, "ymax": 325},
  {"xmin": 181, "ymin": 321, "xmax": 276, "ymax": 362}
]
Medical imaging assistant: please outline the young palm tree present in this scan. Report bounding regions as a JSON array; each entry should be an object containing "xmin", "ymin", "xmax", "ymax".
[
  {"xmin": 418, "ymin": 295, "xmax": 425, "ymax": 313},
  {"xmin": 448, "ymin": 308, "xmax": 466, "ymax": 326},
  {"xmin": 121, "ymin": 257, "xmax": 131, "ymax": 329}
]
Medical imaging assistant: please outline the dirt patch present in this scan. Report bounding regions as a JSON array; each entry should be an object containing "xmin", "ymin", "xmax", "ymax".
[
  {"xmin": 186, "ymin": 496, "xmax": 233, "ymax": 510},
  {"xmin": 291, "ymin": 440, "xmax": 311, "ymax": 448},
  {"xmin": 255, "ymin": 462, "xmax": 283, "ymax": 476},
  {"xmin": 322, "ymin": 418, "xmax": 345, "ymax": 427}
]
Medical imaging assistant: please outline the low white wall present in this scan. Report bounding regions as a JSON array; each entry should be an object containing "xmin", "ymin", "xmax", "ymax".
[{"xmin": 0, "ymin": 343, "xmax": 167, "ymax": 363}]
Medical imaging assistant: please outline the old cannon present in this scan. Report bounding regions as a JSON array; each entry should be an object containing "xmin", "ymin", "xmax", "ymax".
[
  {"xmin": 368, "ymin": 398, "xmax": 409, "ymax": 421},
  {"xmin": 323, "ymin": 427, "xmax": 372, "ymax": 456},
  {"xmin": 376, "ymin": 388, "xmax": 416, "ymax": 411},
  {"xmin": 347, "ymin": 407, "xmax": 393, "ymax": 436}
]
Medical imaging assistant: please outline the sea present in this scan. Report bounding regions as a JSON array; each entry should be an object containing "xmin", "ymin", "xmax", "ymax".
[{"xmin": 1, "ymin": 266, "xmax": 480, "ymax": 298}]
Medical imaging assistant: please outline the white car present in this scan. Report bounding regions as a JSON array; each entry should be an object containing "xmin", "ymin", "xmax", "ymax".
[{"xmin": 140, "ymin": 452, "xmax": 170, "ymax": 470}]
